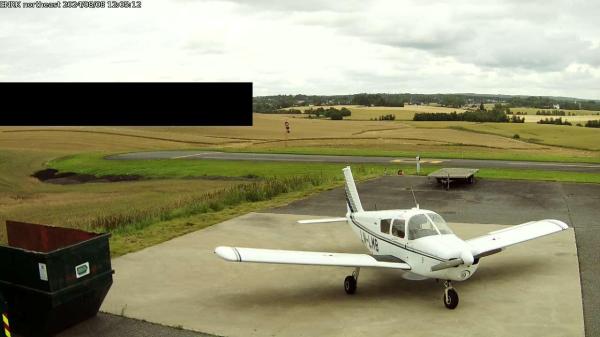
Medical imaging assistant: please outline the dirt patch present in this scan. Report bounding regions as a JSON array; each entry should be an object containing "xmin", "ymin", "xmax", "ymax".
[{"xmin": 32, "ymin": 169, "xmax": 143, "ymax": 185}]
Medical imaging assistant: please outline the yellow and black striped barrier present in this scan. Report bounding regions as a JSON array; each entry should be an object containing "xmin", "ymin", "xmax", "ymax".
[{"xmin": 2, "ymin": 312, "xmax": 10, "ymax": 337}]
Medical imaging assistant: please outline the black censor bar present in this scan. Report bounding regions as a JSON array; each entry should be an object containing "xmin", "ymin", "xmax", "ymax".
[{"xmin": 0, "ymin": 82, "xmax": 253, "ymax": 126}]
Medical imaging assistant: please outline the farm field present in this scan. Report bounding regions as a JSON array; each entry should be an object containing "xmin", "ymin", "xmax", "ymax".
[
  {"xmin": 3, "ymin": 113, "xmax": 599, "ymax": 162},
  {"xmin": 521, "ymin": 114, "xmax": 600, "ymax": 124},
  {"xmin": 129, "ymin": 114, "xmax": 599, "ymax": 162},
  {"xmin": 0, "ymin": 127, "xmax": 387, "ymax": 254},
  {"xmin": 0, "ymin": 133, "xmax": 244, "ymax": 249},
  {"xmin": 1, "ymin": 114, "xmax": 599, "ymax": 255},
  {"xmin": 287, "ymin": 104, "xmax": 600, "ymax": 123},
  {"xmin": 438, "ymin": 122, "xmax": 600, "ymax": 151},
  {"xmin": 480, "ymin": 104, "xmax": 600, "ymax": 123},
  {"xmin": 283, "ymin": 104, "xmax": 466, "ymax": 120},
  {"xmin": 499, "ymin": 105, "xmax": 600, "ymax": 116}
]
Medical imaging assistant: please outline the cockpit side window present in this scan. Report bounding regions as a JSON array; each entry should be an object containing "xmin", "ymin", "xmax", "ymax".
[
  {"xmin": 408, "ymin": 214, "xmax": 438, "ymax": 240},
  {"xmin": 391, "ymin": 219, "xmax": 405, "ymax": 238},
  {"xmin": 380, "ymin": 219, "xmax": 391, "ymax": 234}
]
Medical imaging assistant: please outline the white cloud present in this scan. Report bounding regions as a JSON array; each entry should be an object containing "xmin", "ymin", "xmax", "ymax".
[{"xmin": 0, "ymin": 0, "xmax": 599, "ymax": 98}]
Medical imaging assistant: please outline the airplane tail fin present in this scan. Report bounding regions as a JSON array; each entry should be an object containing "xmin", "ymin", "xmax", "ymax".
[{"xmin": 343, "ymin": 166, "xmax": 364, "ymax": 213}]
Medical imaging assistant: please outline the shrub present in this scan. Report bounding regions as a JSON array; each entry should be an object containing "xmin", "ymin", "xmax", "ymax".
[
  {"xmin": 413, "ymin": 110, "xmax": 508, "ymax": 122},
  {"xmin": 585, "ymin": 120, "xmax": 600, "ymax": 128},
  {"xmin": 537, "ymin": 117, "xmax": 571, "ymax": 126},
  {"xmin": 378, "ymin": 114, "xmax": 396, "ymax": 121}
]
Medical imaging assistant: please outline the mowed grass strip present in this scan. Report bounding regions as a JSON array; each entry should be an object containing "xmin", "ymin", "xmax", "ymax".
[
  {"xmin": 216, "ymin": 145, "xmax": 600, "ymax": 164},
  {"xmin": 49, "ymin": 153, "xmax": 365, "ymax": 178},
  {"xmin": 414, "ymin": 166, "xmax": 600, "ymax": 184},
  {"xmin": 49, "ymin": 153, "xmax": 600, "ymax": 185}
]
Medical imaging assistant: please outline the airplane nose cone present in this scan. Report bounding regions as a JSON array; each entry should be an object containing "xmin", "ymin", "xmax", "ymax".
[{"xmin": 460, "ymin": 249, "xmax": 474, "ymax": 266}]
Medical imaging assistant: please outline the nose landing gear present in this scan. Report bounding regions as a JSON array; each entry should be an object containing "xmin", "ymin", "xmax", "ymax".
[{"xmin": 443, "ymin": 280, "xmax": 459, "ymax": 309}]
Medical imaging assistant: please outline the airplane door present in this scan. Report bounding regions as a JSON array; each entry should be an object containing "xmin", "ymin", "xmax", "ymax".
[
  {"xmin": 390, "ymin": 219, "xmax": 407, "ymax": 247},
  {"xmin": 390, "ymin": 219, "xmax": 408, "ymax": 261}
]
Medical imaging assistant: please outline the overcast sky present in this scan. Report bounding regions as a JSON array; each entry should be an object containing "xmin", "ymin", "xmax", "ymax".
[{"xmin": 1, "ymin": 0, "xmax": 599, "ymax": 99}]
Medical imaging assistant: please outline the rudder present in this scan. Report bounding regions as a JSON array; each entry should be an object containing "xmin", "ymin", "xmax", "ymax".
[{"xmin": 343, "ymin": 166, "xmax": 364, "ymax": 213}]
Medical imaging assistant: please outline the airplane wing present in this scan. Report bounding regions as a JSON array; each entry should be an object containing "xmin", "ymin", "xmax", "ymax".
[
  {"xmin": 466, "ymin": 219, "xmax": 568, "ymax": 258},
  {"xmin": 215, "ymin": 246, "xmax": 411, "ymax": 270},
  {"xmin": 297, "ymin": 217, "xmax": 347, "ymax": 224}
]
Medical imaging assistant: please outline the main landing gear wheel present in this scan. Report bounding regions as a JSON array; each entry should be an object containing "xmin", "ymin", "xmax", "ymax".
[
  {"xmin": 344, "ymin": 267, "xmax": 360, "ymax": 295},
  {"xmin": 344, "ymin": 276, "xmax": 356, "ymax": 294},
  {"xmin": 442, "ymin": 281, "xmax": 459, "ymax": 309}
]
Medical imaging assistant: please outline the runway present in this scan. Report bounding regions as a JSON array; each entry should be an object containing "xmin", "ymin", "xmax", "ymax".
[{"xmin": 107, "ymin": 150, "xmax": 600, "ymax": 173}]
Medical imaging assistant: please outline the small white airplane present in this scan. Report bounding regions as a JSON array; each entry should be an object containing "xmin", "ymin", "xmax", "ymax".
[{"xmin": 215, "ymin": 166, "xmax": 568, "ymax": 309}]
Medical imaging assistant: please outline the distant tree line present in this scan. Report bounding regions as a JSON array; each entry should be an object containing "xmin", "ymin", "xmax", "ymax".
[
  {"xmin": 414, "ymin": 111, "xmax": 509, "ymax": 122},
  {"xmin": 509, "ymin": 115, "xmax": 525, "ymax": 123},
  {"xmin": 584, "ymin": 120, "xmax": 600, "ymax": 128},
  {"xmin": 536, "ymin": 110, "xmax": 566, "ymax": 116},
  {"xmin": 352, "ymin": 94, "xmax": 406, "ymax": 107},
  {"xmin": 253, "ymin": 93, "xmax": 600, "ymax": 113},
  {"xmin": 507, "ymin": 96, "xmax": 600, "ymax": 110},
  {"xmin": 537, "ymin": 117, "xmax": 572, "ymax": 126},
  {"xmin": 306, "ymin": 107, "xmax": 351, "ymax": 120},
  {"xmin": 413, "ymin": 104, "xmax": 522, "ymax": 123},
  {"xmin": 253, "ymin": 95, "xmax": 354, "ymax": 113},
  {"xmin": 413, "ymin": 112, "xmax": 463, "ymax": 121},
  {"xmin": 370, "ymin": 114, "xmax": 396, "ymax": 121}
]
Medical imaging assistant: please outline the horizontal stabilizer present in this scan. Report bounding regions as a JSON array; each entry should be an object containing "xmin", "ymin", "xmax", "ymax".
[
  {"xmin": 297, "ymin": 217, "xmax": 347, "ymax": 224},
  {"xmin": 215, "ymin": 246, "xmax": 411, "ymax": 270}
]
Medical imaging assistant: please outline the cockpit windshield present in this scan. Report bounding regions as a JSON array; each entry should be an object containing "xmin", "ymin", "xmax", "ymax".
[
  {"xmin": 427, "ymin": 212, "xmax": 453, "ymax": 234},
  {"xmin": 407, "ymin": 212, "xmax": 453, "ymax": 240}
]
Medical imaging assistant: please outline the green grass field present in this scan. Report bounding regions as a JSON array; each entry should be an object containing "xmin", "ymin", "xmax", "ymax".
[
  {"xmin": 0, "ymin": 150, "xmax": 241, "ymax": 242},
  {"xmin": 222, "ymin": 144, "xmax": 600, "ymax": 163},
  {"xmin": 2, "ymin": 121, "xmax": 599, "ymax": 256},
  {"xmin": 49, "ymin": 153, "xmax": 365, "ymax": 178},
  {"xmin": 48, "ymin": 153, "xmax": 600, "ymax": 185}
]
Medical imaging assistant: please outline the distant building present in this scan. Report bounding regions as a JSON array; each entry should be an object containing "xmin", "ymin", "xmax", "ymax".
[{"xmin": 553, "ymin": 104, "xmax": 560, "ymax": 109}]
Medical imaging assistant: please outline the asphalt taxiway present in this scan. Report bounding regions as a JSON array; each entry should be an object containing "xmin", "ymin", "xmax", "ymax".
[
  {"xmin": 50, "ymin": 175, "xmax": 599, "ymax": 337},
  {"xmin": 92, "ymin": 176, "xmax": 595, "ymax": 337}
]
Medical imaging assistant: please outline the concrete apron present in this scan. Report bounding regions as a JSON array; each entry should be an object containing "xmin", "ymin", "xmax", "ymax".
[{"xmin": 101, "ymin": 212, "xmax": 584, "ymax": 337}]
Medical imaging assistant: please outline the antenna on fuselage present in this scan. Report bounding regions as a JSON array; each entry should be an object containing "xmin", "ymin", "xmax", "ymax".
[{"xmin": 410, "ymin": 187, "xmax": 419, "ymax": 209}]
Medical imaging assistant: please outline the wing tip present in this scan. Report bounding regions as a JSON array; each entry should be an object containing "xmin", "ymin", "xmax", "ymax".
[
  {"xmin": 546, "ymin": 219, "xmax": 569, "ymax": 230},
  {"xmin": 215, "ymin": 246, "xmax": 240, "ymax": 262}
]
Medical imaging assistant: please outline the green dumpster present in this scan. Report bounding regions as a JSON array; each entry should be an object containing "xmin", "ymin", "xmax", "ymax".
[{"xmin": 0, "ymin": 221, "xmax": 114, "ymax": 336}]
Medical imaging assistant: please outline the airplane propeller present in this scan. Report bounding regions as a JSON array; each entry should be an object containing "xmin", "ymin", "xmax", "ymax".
[{"xmin": 430, "ymin": 250, "xmax": 474, "ymax": 272}]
